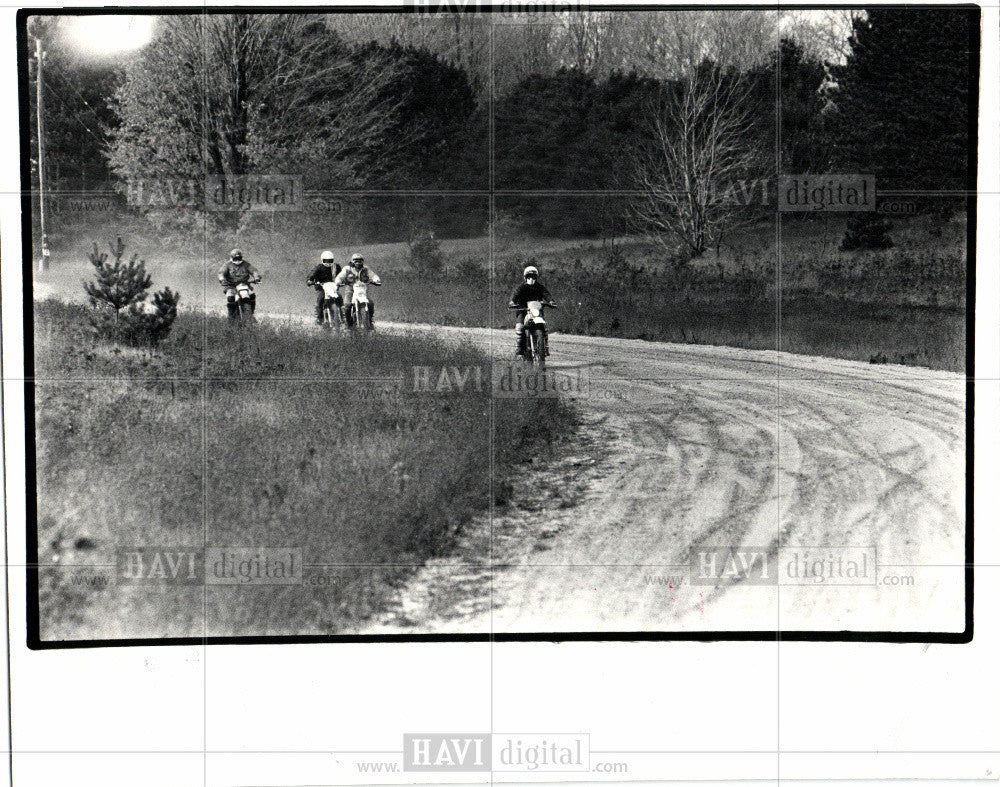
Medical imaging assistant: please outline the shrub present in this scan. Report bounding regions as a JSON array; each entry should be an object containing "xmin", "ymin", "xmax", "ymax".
[
  {"xmin": 407, "ymin": 230, "xmax": 444, "ymax": 276},
  {"xmin": 122, "ymin": 287, "xmax": 181, "ymax": 345},
  {"xmin": 841, "ymin": 214, "xmax": 894, "ymax": 251},
  {"xmin": 495, "ymin": 253, "xmax": 535, "ymax": 289},
  {"xmin": 600, "ymin": 243, "xmax": 629, "ymax": 273},
  {"xmin": 454, "ymin": 256, "xmax": 484, "ymax": 281},
  {"xmin": 83, "ymin": 237, "xmax": 179, "ymax": 346}
]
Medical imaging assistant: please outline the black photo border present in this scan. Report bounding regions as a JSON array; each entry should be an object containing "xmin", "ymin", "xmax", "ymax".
[{"xmin": 12, "ymin": 3, "xmax": 979, "ymax": 649}]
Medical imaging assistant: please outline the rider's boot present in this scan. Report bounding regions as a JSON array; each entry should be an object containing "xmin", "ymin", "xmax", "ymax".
[
  {"xmin": 514, "ymin": 330, "xmax": 526, "ymax": 357},
  {"xmin": 249, "ymin": 294, "xmax": 257, "ymax": 316}
]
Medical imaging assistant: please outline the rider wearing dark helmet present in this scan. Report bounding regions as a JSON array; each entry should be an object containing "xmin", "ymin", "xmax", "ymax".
[
  {"xmin": 306, "ymin": 250, "xmax": 343, "ymax": 325},
  {"xmin": 508, "ymin": 265, "xmax": 555, "ymax": 357},
  {"xmin": 218, "ymin": 248, "xmax": 262, "ymax": 319}
]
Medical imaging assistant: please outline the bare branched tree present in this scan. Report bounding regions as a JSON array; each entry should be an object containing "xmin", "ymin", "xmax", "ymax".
[
  {"xmin": 629, "ymin": 63, "xmax": 769, "ymax": 258},
  {"xmin": 493, "ymin": 16, "xmax": 559, "ymax": 93},
  {"xmin": 605, "ymin": 11, "xmax": 778, "ymax": 79},
  {"xmin": 779, "ymin": 9, "xmax": 862, "ymax": 64}
]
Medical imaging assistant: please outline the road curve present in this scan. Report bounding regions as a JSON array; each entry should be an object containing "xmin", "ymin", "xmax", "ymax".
[{"xmin": 367, "ymin": 324, "xmax": 966, "ymax": 634}]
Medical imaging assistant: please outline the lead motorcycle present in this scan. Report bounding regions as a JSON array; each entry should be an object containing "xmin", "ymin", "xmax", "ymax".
[
  {"xmin": 349, "ymin": 278, "xmax": 381, "ymax": 331},
  {"xmin": 320, "ymin": 281, "xmax": 345, "ymax": 329},
  {"xmin": 227, "ymin": 279, "xmax": 260, "ymax": 324},
  {"xmin": 512, "ymin": 300, "xmax": 556, "ymax": 370}
]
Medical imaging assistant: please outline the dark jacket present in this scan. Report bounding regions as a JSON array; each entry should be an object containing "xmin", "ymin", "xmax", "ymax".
[
  {"xmin": 508, "ymin": 281, "xmax": 553, "ymax": 309},
  {"xmin": 218, "ymin": 260, "xmax": 261, "ymax": 287},
  {"xmin": 307, "ymin": 262, "xmax": 341, "ymax": 285}
]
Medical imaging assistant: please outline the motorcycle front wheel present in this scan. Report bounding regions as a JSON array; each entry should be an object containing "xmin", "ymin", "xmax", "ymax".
[{"xmin": 532, "ymin": 329, "xmax": 547, "ymax": 371}]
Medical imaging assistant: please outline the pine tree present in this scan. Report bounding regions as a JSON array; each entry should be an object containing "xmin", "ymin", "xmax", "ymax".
[
  {"xmin": 83, "ymin": 238, "xmax": 179, "ymax": 345},
  {"xmin": 83, "ymin": 237, "xmax": 152, "ymax": 321},
  {"xmin": 831, "ymin": 9, "xmax": 976, "ymax": 190}
]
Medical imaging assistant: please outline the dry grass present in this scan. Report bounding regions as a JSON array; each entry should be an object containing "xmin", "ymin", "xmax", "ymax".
[{"xmin": 33, "ymin": 301, "xmax": 575, "ymax": 640}]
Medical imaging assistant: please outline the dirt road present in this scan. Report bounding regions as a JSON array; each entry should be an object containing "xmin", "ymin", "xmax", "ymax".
[{"xmin": 367, "ymin": 325, "xmax": 966, "ymax": 634}]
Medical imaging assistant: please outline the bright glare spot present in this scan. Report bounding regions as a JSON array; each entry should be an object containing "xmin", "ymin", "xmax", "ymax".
[{"xmin": 64, "ymin": 16, "xmax": 156, "ymax": 57}]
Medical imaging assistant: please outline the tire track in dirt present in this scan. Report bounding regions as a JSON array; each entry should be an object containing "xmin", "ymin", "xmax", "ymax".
[{"xmin": 358, "ymin": 325, "xmax": 965, "ymax": 634}]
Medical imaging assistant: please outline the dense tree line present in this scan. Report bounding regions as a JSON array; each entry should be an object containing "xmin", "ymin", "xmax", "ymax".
[{"xmin": 28, "ymin": 9, "xmax": 976, "ymax": 243}]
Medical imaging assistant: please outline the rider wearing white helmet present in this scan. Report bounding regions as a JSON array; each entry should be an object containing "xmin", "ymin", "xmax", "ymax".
[
  {"xmin": 508, "ymin": 264, "xmax": 555, "ymax": 357},
  {"xmin": 306, "ymin": 250, "xmax": 343, "ymax": 325},
  {"xmin": 218, "ymin": 248, "xmax": 262, "ymax": 319},
  {"xmin": 333, "ymin": 253, "xmax": 382, "ymax": 327}
]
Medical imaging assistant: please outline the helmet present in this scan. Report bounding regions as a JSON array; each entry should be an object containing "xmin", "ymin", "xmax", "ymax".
[
  {"xmin": 523, "ymin": 265, "xmax": 539, "ymax": 280},
  {"xmin": 351, "ymin": 253, "xmax": 364, "ymax": 268},
  {"xmin": 230, "ymin": 248, "xmax": 243, "ymax": 262},
  {"xmin": 321, "ymin": 250, "xmax": 335, "ymax": 264}
]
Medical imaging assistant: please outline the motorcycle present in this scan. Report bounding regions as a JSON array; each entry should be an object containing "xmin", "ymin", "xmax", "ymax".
[
  {"xmin": 349, "ymin": 279, "xmax": 381, "ymax": 331},
  {"xmin": 511, "ymin": 300, "xmax": 556, "ymax": 370},
  {"xmin": 320, "ymin": 281, "xmax": 345, "ymax": 328},
  {"xmin": 228, "ymin": 279, "xmax": 260, "ymax": 324}
]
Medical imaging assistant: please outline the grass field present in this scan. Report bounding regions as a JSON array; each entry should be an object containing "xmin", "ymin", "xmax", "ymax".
[{"xmin": 33, "ymin": 301, "xmax": 575, "ymax": 639}]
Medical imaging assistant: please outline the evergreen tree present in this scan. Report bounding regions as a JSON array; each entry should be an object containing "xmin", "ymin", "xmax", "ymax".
[
  {"xmin": 356, "ymin": 40, "xmax": 480, "ymax": 189},
  {"xmin": 84, "ymin": 237, "xmax": 152, "ymax": 319},
  {"xmin": 84, "ymin": 237, "xmax": 179, "ymax": 345},
  {"xmin": 831, "ymin": 9, "xmax": 976, "ymax": 190},
  {"xmin": 760, "ymin": 39, "xmax": 832, "ymax": 174}
]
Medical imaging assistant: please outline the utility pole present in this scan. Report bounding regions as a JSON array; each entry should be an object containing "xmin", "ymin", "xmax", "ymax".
[{"xmin": 35, "ymin": 36, "xmax": 49, "ymax": 273}]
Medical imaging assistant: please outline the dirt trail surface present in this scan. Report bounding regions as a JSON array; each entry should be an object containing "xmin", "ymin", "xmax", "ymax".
[{"xmin": 365, "ymin": 324, "xmax": 966, "ymax": 634}]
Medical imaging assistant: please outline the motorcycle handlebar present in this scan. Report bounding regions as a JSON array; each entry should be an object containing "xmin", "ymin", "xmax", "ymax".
[
  {"xmin": 507, "ymin": 302, "xmax": 557, "ymax": 310},
  {"xmin": 311, "ymin": 280, "xmax": 381, "ymax": 287}
]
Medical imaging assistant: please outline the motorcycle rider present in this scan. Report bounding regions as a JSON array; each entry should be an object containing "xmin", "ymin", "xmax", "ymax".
[
  {"xmin": 508, "ymin": 265, "xmax": 555, "ymax": 357},
  {"xmin": 333, "ymin": 253, "xmax": 382, "ymax": 327},
  {"xmin": 306, "ymin": 250, "xmax": 343, "ymax": 325},
  {"xmin": 218, "ymin": 248, "xmax": 262, "ymax": 320}
]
